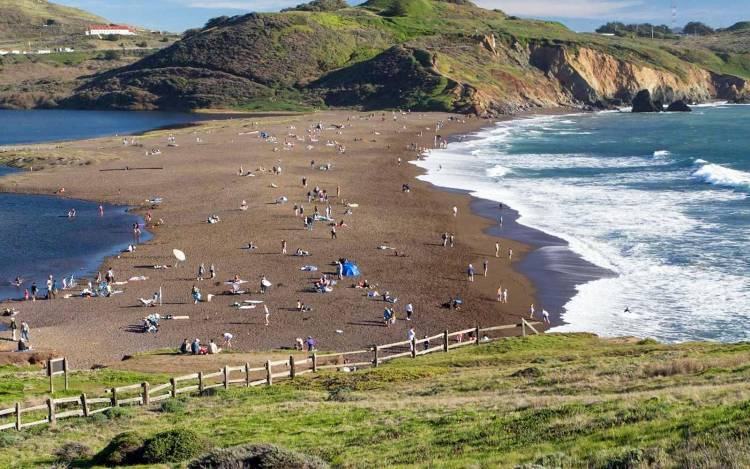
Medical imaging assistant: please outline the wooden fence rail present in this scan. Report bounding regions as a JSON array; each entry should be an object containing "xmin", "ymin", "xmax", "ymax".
[{"xmin": 0, "ymin": 320, "xmax": 540, "ymax": 432}]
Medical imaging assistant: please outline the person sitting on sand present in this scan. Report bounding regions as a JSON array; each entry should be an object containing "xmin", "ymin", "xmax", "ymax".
[
  {"xmin": 179, "ymin": 338, "xmax": 190, "ymax": 354},
  {"xmin": 294, "ymin": 248, "xmax": 310, "ymax": 257},
  {"xmin": 207, "ymin": 339, "xmax": 221, "ymax": 354},
  {"xmin": 17, "ymin": 338, "xmax": 31, "ymax": 352},
  {"xmin": 295, "ymin": 337, "xmax": 304, "ymax": 351}
]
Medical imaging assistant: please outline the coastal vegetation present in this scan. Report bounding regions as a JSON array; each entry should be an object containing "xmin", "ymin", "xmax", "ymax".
[
  {"xmin": 60, "ymin": 0, "xmax": 750, "ymax": 114},
  {"xmin": 2, "ymin": 333, "xmax": 750, "ymax": 467}
]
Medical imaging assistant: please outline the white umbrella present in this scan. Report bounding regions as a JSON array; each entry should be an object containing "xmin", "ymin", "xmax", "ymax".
[{"xmin": 173, "ymin": 249, "xmax": 186, "ymax": 267}]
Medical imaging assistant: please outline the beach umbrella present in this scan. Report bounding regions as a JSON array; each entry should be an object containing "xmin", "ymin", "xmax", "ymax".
[{"xmin": 173, "ymin": 249, "xmax": 186, "ymax": 267}]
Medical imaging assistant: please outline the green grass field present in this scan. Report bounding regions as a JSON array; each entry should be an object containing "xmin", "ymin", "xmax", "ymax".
[{"xmin": 2, "ymin": 333, "xmax": 750, "ymax": 467}]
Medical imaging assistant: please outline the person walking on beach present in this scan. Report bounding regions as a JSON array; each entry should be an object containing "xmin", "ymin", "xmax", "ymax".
[
  {"xmin": 508, "ymin": 249, "xmax": 513, "ymax": 261},
  {"xmin": 99, "ymin": 205, "xmax": 104, "ymax": 216},
  {"xmin": 442, "ymin": 232, "xmax": 448, "ymax": 247},
  {"xmin": 408, "ymin": 327, "xmax": 416, "ymax": 353},
  {"xmin": 483, "ymin": 259, "xmax": 489, "ymax": 277},
  {"xmin": 542, "ymin": 310, "xmax": 550, "ymax": 325},
  {"xmin": 405, "ymin": 303, "xmax": 413, "ymax": 321},
  {"xmin": 281, "ymin": 240, "xmax": 287, "ymax": 255},
  {"xmin": 452, "ymin": 206, "xmax": 458, "ymax": 217},
  {"xmin": 497, "ymin": 286, "xmax": 503, "ymax": 302},
  {"xmin": 331, "ymin": 226, "xmax": 337, "ymax": 240},
  {"xmin": 197, "ymin": 263, "xmax": 205, "ymax": 281},
  {"xmin": 467, "ymin": 264, "xmax": 475, "ymax": 282},
  {"xmin": 30, "ymin": 282, "xmax": 38, "ymax": 302},
  {"xmin": 264, "ymin": 305, "xmax": 270, "ymax": 326},
  {"xmin": 46, "ymin": 276, "xmax": 54, "ymax": 299},
  {"xmin": 499, "ymin": 216, "xmax": 503, "ymax": 229},
  {"xmin": 503, "ymin": 288, "xmax": 508, "ymax": 304},
  {"xmin": 210, "ymin": 264, "xmax": 216, "ymax": 279},
  {"xmin": 529, "ymin": 304, "xmax": 535, "ymax": 319},
  {"xmin": 9, "ymin": 317, "xmax": 17, "ymax": 341},
  {"xmin": 449, "ymin": 234, "xmax": 455, "ymax": 248},
  {"xmin": 495, "ymin": 243, "xmax": 500, "ymax": 258},
  {"xmin": 20, "ymin": 321, "xmax": 30, "ymax": 342}
]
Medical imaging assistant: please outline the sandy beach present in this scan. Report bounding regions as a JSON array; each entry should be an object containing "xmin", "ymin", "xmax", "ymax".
[{"xmin": 0, "ymin": 110, "xmax": 542, "ymax": 367}]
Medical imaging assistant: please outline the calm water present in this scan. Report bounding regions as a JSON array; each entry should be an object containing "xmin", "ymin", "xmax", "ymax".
[
  {"xmin": 416, "ymin": 104, "xmax": 750, "ymax": 342},
  {"xmin": 0, "ymin": 109, "xmax": 210, "ymax": 145},
  {"xmin": 0, "ymin": 109, "xmax": 202, "ymax": 299}
]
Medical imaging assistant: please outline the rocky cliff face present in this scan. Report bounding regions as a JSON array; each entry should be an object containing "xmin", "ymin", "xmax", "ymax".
[{"xmin": 55, "ymin": 0, "xmax": 749, "ymax": 115}]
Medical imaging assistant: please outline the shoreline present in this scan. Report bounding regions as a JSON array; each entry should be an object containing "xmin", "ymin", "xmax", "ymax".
[
  {"xmin": 413, "ymin": 109, "xmax": 614, "ymax": 326},
  {"xmin": 0, "ymin": 110, "xmax": 541, "ymax": 367}
]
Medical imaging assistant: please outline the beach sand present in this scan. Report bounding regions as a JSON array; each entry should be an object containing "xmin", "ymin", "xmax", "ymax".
[{"xmin": 0, "ymin": 111, "xmax": 542, "ymax": 367}]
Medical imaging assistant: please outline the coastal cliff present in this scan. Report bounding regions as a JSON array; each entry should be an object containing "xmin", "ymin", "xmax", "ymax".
[{"xmin": 13, "ymin": 0, "xmax": 750, "ymax": 114}]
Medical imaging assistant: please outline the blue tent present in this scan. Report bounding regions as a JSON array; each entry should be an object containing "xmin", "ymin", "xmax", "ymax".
[{"xmin": 341, "ymin": 262, "xmax": 360, "ymax": 277}]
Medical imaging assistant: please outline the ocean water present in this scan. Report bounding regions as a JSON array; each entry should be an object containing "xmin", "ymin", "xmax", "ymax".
[
  {"xmin": 415, "ymin": 104, "xmax": 750, "ymax": 343},
  {"xmin": 0, "ymin": 109, "xmax": 211, "ymax": 146}
]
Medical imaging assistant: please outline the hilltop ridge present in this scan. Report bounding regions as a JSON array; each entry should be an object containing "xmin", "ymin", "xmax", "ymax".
[{"xmin": 3, "ymin": 0, "xmax": 749, "ymax": 114}]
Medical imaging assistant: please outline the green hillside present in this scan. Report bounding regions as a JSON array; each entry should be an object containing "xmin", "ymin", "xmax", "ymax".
[
  {"xmin": 63, "ymin": 0, "xmax": 749, "ymax": 113},
  {"xmin": 0, "ymin": 0, "xmax": 107, "ymax": 48},
  {"xmin": 2, "ymin": 334, "xmax": 750, "ymax": 467}
]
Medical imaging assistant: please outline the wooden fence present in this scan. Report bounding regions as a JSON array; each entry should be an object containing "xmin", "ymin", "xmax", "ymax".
[{"xmin": 0, "ymin": 319, "xmax": 540, "ymax": 432}]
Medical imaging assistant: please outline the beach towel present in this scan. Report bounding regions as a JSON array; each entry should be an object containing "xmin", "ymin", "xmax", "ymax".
[{"xmin": 301, "ymin": 265, "xmax": 318, "ymax": 272}]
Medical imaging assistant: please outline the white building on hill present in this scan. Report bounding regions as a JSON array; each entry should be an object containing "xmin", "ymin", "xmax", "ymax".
[{"xmin": 85, "ymin": 24, "xmax": 137, "ymax": 36}]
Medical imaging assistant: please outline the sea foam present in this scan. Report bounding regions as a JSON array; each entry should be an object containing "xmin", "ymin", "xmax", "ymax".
[{"xmin": 692, "ymin": 160, "xmax": 750, "ymax": 192}]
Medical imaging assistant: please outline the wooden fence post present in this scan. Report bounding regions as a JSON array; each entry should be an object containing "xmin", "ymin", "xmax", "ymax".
[
  {"xmin": 47, "ymin": 398, "xmax": 55, "ymax": 426},
  {"xmin": 198, "ymin": 372, "xmax": 204, "ymax": 394},
  {"xmin": 111, "ymin": 387, "xmax": 118, "ymax": 407},
  {"xmin": 443, "ymin": 330, "xmax": 449, "ymax": 352},
  {"xmin": 48, "ymin": 359, "xmax": 54, "ymax": 394},
  {"xmin": 312, "ymin": 353, "xmax": 317, "ymax": 372},
  {"xmin": 15, "ymin": 403, "xmax": 21, "ymax": 431},
  {"xmin": 373, "ymin": 346, "xmax": 379, "ymax": 367},
  {"xmin": 244, "ymin": 363, "xmax": 251, "ymax": 387},
  {"xmin": 266, "ymin": 360, "xmax": 273, "ymax": 386},
  {"xmin": 223, "ymin": 366, "xmax": 229, "ymax": 389},
  {"xmin": 142, "ymin": 382, "xmax": 150, "ymax": 406},
  {"xmin": 522, "ymin": 319, "xmax": 526, "ymax": 337},
  {"xmin": 170, "ymin": 378, "xmax": 177, "ymax": 398},
  {"xmin": 63, "ymin": 358, "xmax": 69, "ymax": 391},
  {"xmin": 81, "ymin": 394, "xmax": 89, "ymax": 417},
  {"xmin": 289, "ymin": 356, "xmax": 296, "ymax": 379},
  {"xmin": 475, "ymin": 326, "xmax": 481, "ymax": 345},
  {"xmin": 411, "ymin": 338, "xmax": 417, "ymax": 358}
]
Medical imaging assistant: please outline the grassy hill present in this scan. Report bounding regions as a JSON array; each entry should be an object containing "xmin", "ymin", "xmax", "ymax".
[
  {"xmin": 0, "ymin": 0, "xmax": 107, "ymax": 48},
  {"xmin": 62, "ymin": 0, "xmax": 750, "ymax": 113},
  {"xmin": 2, "ymin": 333, "xmax": 750, "ymax": 467}
]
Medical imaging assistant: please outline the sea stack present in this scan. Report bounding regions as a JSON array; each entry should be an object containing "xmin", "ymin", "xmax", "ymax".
[
  {"xmin": 666, "ymin": 100, "xmax": 692, "ymax": 112},
  {"xmin": 632, "ymin": 90, "xmax": 663, "ymax": 113}
]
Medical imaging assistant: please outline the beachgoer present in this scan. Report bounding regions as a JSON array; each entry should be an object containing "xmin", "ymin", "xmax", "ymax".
[
  {"xmin": 198, "ymin": 263, "xmax": 205, "ymax": 281},
  {"xmin": 508, "ymin": 249, "xmax": 513, "ymax": 260},
  {"xmin": 264, "ymin": 305, "xmax": 270, "ymax": 326},
  {"xmin": 408, "ymin": 327, "xmax": 416, "ymax": 352},
  {"xmin": 467, "ymin": 264, "xmax": 475, "ymax": 282},
  {"xmin": 496, "ymin": 286, "xmax": 503, "ymax": 302},
  {"xmin": 191, "ymin": 338, "xmax": 201, "ymax": 355},
  {"xmin": 449, "ymin": 234, "xmax": 455, "ymax": 248},
  {"xmin": 441, "ymin": 232, "xmax": 448, "ymax": 247},
  {"xmin": 20, "ymin": 321, "xmax": 30, "ymax": 342},
  {"xmin": 210, "ymin": 264, "xmax": 216, "ymax": 279},
  {"xmin": 208, "ymin": 339, "xmax": 221, "ymax": 354},
  {"xmin": 529, "ymin": 304, "xmax": 535, "ymax": 319},
  {"xmin": 305, "ymin": 336, "xmax": 316, "ymax": 352},
  {"xmin": 405, "ymin": 303, "xmax": 413, "ymax": 321},
  {"xmin": 495, "ymin": 243, "xmax": 500, "ymax": 258},
  {"xmin": 222, "ymin": 332, "xmax": 233, "ymax": 348},
  {"xmin": 452, "ymin": 206, "xmax": 458, "ymax": 217},
  {"xmin": 503, "ymin": 288, "xmax": 508, "ymax": 304},
  {"xmin": 10, "ymin": 317, "xmax": 18, "ymax": 341},
  {"xmin": 542, "ymin": 310, "xmax": 551, "ymax": 325},
  {"xmin": 331, "ymin": 226, "xmax": 337, "ymax": 240},
  {"xmin": 180, "ymin": 338, "xmax": 190, "ymax": 354},
  {"xmin": 30, "ymin": 282, "xmax": 38, "ymax": 301},
  {"xmin": 483, "ymin": 259, "xmax": 489, "ymax": 277},
  {"xmin": 281, "ymin": 239, "xmax": 287, "ymax": 254}
]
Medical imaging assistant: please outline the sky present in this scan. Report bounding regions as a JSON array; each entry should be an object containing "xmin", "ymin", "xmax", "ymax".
[{"xmin": 58, "ymin": 0, "xmax": 750, "ymax": 33}]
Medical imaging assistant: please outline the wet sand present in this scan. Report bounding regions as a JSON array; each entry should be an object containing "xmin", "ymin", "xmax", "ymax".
[{"xmin": 0, "ymin": 111, "xmax": 542, "ymax": 368}]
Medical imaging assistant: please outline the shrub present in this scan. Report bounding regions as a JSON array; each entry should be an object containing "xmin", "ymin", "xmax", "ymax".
[
  {"xmin": 95, "ymin": 431, "xmax": 146, "ymax": 466},
  {"xmin": 188, "ymin": 443, "xmax": 329, "ymax": 469},
  {"xmin": 54, "ymin": 442, "xmax": 92, "ymax": 465},
  {"xmin": 141, "ymin": 429, "xmax": 206, "ymax": 463},
  {"xmin": 0, "ymin": 431, "xmax": 21, "ymax": 448},
  {"xmin": 104, "ymin": 406, "xmax": 131, "ymax": 420},
  {"xmin": 102, "ymin": 50, "xmax": 121, "ymax": 61},
  {"xmin": 159, "ymin": 398, "xmax": 187, "ymax": 413}
]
